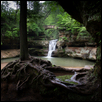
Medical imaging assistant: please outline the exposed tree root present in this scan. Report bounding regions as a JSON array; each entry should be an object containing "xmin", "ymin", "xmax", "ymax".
[{"xmin": 1, "ymin": 56, "xmax": 101, "ymax": 101}]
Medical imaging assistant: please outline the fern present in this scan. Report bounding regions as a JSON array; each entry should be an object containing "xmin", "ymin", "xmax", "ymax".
[
  {"xmin": 5, "ymin": 30, "xmax": 12, "ymax": 37},
  {"xmin": 78, "ymin": 27, "xmax": 86, "ymax": 32},
  {"xmin": 77, "ymin": 27, "xmax": 90, "ymax": 39}
]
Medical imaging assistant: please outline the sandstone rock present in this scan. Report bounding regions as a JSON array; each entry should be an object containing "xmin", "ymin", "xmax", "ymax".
[
  {"xmin": 65, "ymin": 47, "xmax": 74, "ymax": 53},
  {"xmin": 52, "ymin": 49, "xmax": 67, "ymax": 57},
  {"xmin": 65, "ymin": 47, "xmax": 96, "ymax": 60},
  {"xmin": 71, "ymin": 53, "xmax": 82, "ymax": 58},
  {"xmin": 1, "ymin": 48, "xmax": 48, "ymax": 59},
  {"xmin": 28, "ymin": 48, "xmax": 47, "ymax": 56},
  {"xmin": 58, "ymin": 29, "xmax": 96, "ymax": 47},
  {"xmin": 57, "ymin": 40, "xmax": 65, "ymax": 49},
  {"xmin": 88, "ymin": 48, "xmax": 96, "ymax": 60},
  {"xmin": 84, "ymin": 65, "xmax": 94, "ymax": 69},
  {"xmin": 28, "ymin": 40, "xmax": 49, "ymax": 48},
  {"xmin": 1, "ymin": 49, "xmax": 20, "ymax": 59},
  {"xmin": 80, "ymin": 48, "xmax": 90, "ymax": 59}
]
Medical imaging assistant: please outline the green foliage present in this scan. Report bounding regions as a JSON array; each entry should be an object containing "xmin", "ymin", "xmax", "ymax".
[
  {"xmin": 44, "ymin": 14, "xmax": 54, "ymax": 25},
  {"xmin": 62, "ymin": 36, "xmax": 68, "ymax": 41},
  {"xmin": 5, "ymin": 30, "xmax": 12, "ymax": 37},
  {"xmin": 44, "ymin": 28, "xmax": 59, "ymax": 39},
  {"xmin": 0, "ymin": 1, "xmax": 65, "ymax": 40},
  {"xmin": 12, "ymin": 28, "xmax": 19, "ymax": 37},
  {"xmin": 57, "ymin": 12, "xmax": 82, "ymax": 34},
  {"xmin": 42, "ymin": 1, "xmax": 65, "ymax": 39},
  {"xmin": 4, "ymin": 27, "xmax": 19, "ymax": 38},
  {"xmin": 27, "ymin": 21, "xmax": 42, "ymax": 36},
  {"xmin": 1, "ymin": 1, "xmax": 20, "ymax": 40},
  {"xmin": 4, "ymin": 26, "xmax": 19, "ymax": 38},
  {"xmin": 1, "ymin": 1, "xmax": 45, "ymax": 39},
  {"xmin": 56, "ymin": 75, "xmax": 72, "ymax": 81},
  {"xmin": 1, "ymin": 1, "xmax": 91, "ymax": 42},
  {"xmin": 77, "ymin": 27, "xmax": 90, "ymax": 39},
  {"xmin": 57, "ymin": 11, "xmax": 91, "ymax": 40},
  {"xmin": 27, "ymin": 1, "xmax": 45, "ymax": 36},
  {"xmin": 57, "ymin": 12, "xmax": 71, "ymax": 26}
]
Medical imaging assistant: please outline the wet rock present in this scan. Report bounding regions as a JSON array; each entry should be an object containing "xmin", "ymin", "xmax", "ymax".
[{"xmin": 52, "ymin": 49, "xmax": 67, "ymax": 57}]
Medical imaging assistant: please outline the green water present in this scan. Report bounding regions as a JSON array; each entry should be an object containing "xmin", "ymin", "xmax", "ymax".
[{"xmin": 1, "ymin": 56, "xmax": 95, "ymax": 67}]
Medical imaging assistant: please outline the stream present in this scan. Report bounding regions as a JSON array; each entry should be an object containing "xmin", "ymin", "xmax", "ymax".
[
  {"xmin": 1, "ymin": 56, "xmax": 95, "ymax": 77},
  {"xmin": 1, "ymin": 56, "xmax": 95, "ymax": 67}
]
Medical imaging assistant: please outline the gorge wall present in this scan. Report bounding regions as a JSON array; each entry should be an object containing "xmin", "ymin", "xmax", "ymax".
[
  {"xmin": 1, "ymin": 29, "xmax": 97, "ymax": 61},
  {"xmin": 1, "ymin": 32, "xmax": 50, "ymax": 58},
  {"xmin": 52, "ymin": 29, "xmax": 96, "ymax": 61}
]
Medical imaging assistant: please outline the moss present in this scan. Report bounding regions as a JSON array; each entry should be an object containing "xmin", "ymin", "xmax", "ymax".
[
  {"xmin": 56, "ymin": 75, "xmax": 72, "ymax": 80},
  {"xmin": 56, "ymin": 75, "xmax": 78, "ymax": 85},
  {"xmin": 52, "ymin": 65, "xmax": 55, "ymax": 67}
]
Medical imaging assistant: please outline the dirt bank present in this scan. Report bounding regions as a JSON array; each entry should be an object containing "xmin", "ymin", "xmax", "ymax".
[
  {"xmin": 1, "ymin": 49, "xmax": 20, "ymax": 59},
  {"xmin": 1, "ymin": 63, "xmax": 8, "ymax": 70}
]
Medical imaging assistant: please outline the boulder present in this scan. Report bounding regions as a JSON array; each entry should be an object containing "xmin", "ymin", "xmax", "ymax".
[
  {"xmin": 52, "ymin": 49, "xmax": 67, "ymax": 57},
  {"xmin": 57, "ymin": 40, "xmax": 65, "ymax": 49},
  {"xmin": 88, "ymin": 48, "xmax": 96, "ymax": 60},
  {"xmin": 65, "ymin": 47, "xmax": 96, "ymax": 60}
]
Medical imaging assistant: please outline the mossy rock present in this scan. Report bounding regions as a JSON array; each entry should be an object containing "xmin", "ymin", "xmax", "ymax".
[{"xmin": 56, "ymin": 75, "xmax": 78, "ymax": 85}]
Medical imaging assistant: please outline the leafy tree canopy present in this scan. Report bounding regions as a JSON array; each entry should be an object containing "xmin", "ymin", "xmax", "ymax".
[{"xmin": 1, "ymin": 1, "xmax": 91, "ymax": 43}]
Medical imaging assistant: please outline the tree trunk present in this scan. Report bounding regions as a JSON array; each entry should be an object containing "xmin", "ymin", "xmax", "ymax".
[
  {"xmin": 86, "ymin": 21, "xmax": 101, "ymax": 78},
  {"xmin": 20, "ymin": 1, "xmax": 29, "ymax": 60}
]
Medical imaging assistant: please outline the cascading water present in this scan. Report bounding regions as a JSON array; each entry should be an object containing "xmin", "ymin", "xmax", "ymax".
[{"xmin": 47, "ymin": 39, "xmax": 58, "ymax": 57}]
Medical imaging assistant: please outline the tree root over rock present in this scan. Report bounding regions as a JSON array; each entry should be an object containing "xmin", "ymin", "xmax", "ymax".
[{"xmin": 1, "ymin": 56, "xmax": 101, "ymax": 101}]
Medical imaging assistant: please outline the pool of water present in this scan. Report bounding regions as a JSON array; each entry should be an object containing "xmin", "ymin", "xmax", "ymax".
[{"xmin": 1, "ymin": 56, "xmax": 95, "ymax": 67}]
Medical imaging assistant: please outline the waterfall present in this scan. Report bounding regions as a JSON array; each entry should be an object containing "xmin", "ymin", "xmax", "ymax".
[{"xmin": 47, "ymin": 39, "xmax": 57, "ymax": 57}]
